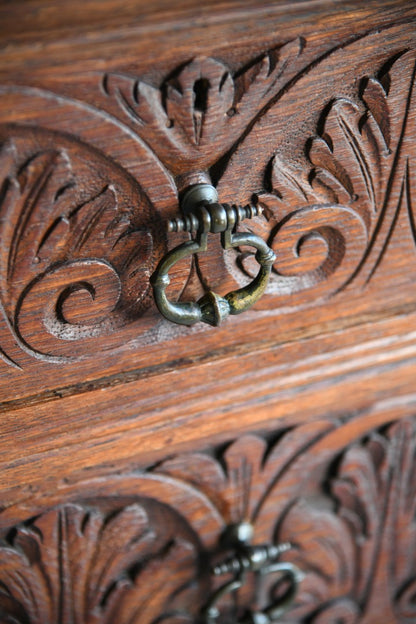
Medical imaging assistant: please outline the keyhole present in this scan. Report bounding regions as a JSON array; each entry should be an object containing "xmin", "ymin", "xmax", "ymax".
[{"xmin": 193, "ymin": 78, "xmax": 210, "ymax": 113}]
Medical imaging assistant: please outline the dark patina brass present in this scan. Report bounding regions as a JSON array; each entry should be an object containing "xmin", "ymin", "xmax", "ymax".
[
  {"xmin": 151, "ymin": 184, "xmax": 276, "ymax": 326},
  {"xmin": 200, "ymin": 521, "xmax": 304, "ymax": 623}
]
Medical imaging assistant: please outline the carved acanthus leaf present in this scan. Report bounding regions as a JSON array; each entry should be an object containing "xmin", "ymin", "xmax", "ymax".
[
  {"xmin": 156, "ymin": 422, "xmax": 334, "ymax": 540},
  {"xmin": 1, "ymin": 418, "xmax": 416, "ymax": 621},
  {"xmin": 0, "ymin": 503, "xmax": 198, "ymax": 624},
  {"xmin": 230, "ymin": 50, "xmax": 416, "ymax": 298},
  {"xmin": 278, "ymin": 418, "xmax": 416, "ymax": 623},
  {"xmin": 103, "ymin": 40, "xmax": 304, "ymax": 173},
  {"xmin": 0, "ymin": 127, "xmax": 159, "ymax": 366},
  {"xmin": 263, "ymin": 51, "xmax": 415, "ymax": 218}
]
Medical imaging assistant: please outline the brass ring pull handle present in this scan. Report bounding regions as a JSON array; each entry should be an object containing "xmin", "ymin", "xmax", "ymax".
[
  {"xmin": 200, "ymin": 522, "xmax": 304, "ymax": 624},
  {"xmin": 151, "ymin": 184, "xmax": 276, "ymax": 326}
]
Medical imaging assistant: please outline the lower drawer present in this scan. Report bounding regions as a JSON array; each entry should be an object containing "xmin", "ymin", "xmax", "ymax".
[{"xmin": 1, "ymin": 410, "xmax": 414, "ymax": 623}]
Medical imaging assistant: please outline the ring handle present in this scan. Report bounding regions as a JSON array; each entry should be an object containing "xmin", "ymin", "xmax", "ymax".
[
  {"xmin": 151, "ymin": 187, "xmax": 276, "ymax": 327},
  {"xmin": 200, "ymin": 521, "xmax": 304, "ymax": 624}
]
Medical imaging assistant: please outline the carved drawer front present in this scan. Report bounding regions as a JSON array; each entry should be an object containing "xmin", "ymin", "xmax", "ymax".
[
  {"xmin": 1, "ymin": 414, "xmax": 415, "ymax": 623},
  {"xmin": 0, "ymin": 10, "xmax": 415, "ymax": 405}
]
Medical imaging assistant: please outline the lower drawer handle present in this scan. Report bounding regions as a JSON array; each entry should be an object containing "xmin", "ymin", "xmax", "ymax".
[
  {"xmin": 151, "ymin": 184, "xmax": 276, "ymax": 327},
  {"xmin": 201, "ymin": 521, "xmax": 304, "ymax": 623}
]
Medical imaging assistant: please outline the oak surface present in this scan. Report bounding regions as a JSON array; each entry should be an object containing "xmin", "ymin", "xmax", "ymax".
[{"xmin": 0, "ymin": 1, "xmax": 416, "ymax": 622}]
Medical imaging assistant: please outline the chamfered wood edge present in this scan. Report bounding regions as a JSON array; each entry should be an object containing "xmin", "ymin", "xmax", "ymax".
[{"xmin": 1, "ymin": 300, "xmax": 415, "ymax": 412}]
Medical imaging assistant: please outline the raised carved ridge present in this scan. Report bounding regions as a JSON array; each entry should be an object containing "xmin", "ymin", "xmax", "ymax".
[
  {"xmin": 1, "ymin": 416, "xmax": 415, "ymax": 622},
  {"xmin": 117, "ymin": 40, "xmax": 416, "ymax": 311},
  {"xmin": 0, "ymin": 503, "xmax": 199, "ymax": 624},
  {"xmin": 279, "ymin": 418, "xmax": 416, "ymax": 623}
]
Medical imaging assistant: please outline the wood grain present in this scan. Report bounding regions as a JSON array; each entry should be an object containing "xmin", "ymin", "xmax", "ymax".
[
  {"xmin": 0, "ymin": 1, "xmax": 416, "ymax": 621},
  {"xmin": 1, "ymin": 416, "xmax": 416, "ymax": 622},
  {"xmin": 2, "ymin": 310, "xmax": 416, "ymax": 519}
]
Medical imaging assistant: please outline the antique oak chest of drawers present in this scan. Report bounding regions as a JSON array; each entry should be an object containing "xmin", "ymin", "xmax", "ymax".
[{"xmin": 0, "ymin": 1, "xmax": 415, "ymax": 622}]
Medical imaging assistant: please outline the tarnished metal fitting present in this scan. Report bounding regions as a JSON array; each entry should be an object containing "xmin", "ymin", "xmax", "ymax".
[
  {"xmin": 181, "ymin": 182, "xmax": 218, "ymax": 213},
  {"xmin": 151, "ymin": 183, "xmax": 276, "ymax": 327},
  {"xmin": 212, "ymin": 543, "xmax": 292, "ymax": 576},
  {"xmin": 200, "ymin": 521, "xmax": 304, "ymax": 624},
  {"xmin": 168, "ymin": 203, "xmax": 263, "ymax": 234}
]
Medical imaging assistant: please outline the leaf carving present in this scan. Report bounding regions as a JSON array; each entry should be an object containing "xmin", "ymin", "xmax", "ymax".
[
  {"xmin": 156, "ymin": 422, "xmax": 333, "ymax": 541},
  {"xmin": 1, "ymin": 418, "xmax": 416, "ymax": 622},
  {"xmin": 103, "ymin": 40, "xmax": 304, "ymax": 173},
  {"xmin": 0, "ymin": 503, "xmax": 199, "ymax": 624},
  {"xmin": 265, "ymin": 51, "xmax": 415, "ymax": 218},
  {"xmin": 236, "ymin": 50, "xmax": 416, "ymax": 300},
  {"xmin": 0, "ymin": 126, "xmax": 159, "ymax": 366},
  {"xmin": 278, "ymin": 419, "xmax": 416, "ymax": 623}
]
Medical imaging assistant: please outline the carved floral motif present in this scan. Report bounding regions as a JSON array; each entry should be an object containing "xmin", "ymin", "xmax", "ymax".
[
  {"xmin": 278, "ymin": 418, "xmax": 416, "ymax": 623},
  {"xmin": 104, "ymin": 41, "xmax": 416, "ymax": 311},
  {"xmin": 1, "ymin": 417, "xmax": 415, "ymax": 622},
  {"xmin": 0, "ymin": 42, "xmax": 306, "ymax": 369},
  {"xmin": 103, "ymin": 40, "xmax": 304, "ymax": 174},
  {"xmin": 0, "ymin": 503, "xmax": 200, "ymax": 624},
  {"xmin": 244, "ymin": 50, "xmax": 416, "ymax": 297}
]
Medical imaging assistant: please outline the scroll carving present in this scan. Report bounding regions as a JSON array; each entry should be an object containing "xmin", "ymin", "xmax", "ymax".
[
  {"xmin": 0, "ymin": 42, "xmax": 305, "ymax": 369},
  {"xmin": 0, "ymin": 126, "xmax": 161, "ymax": 366},
  {"xmin": 231, "ymin": 50, "xmax": 416, "ymax": 299},
  {"xmin": 1, "ymin": 416, "xmax": 415, "ymax": 622}
]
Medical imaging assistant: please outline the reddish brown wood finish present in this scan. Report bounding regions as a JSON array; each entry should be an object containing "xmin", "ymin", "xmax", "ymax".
[
  {"xmin": 2, "ymin": 419, "xmax": 416, "ymax": 622},
  {"xmin": 0, "ymin": 1, "xmax": 416, "ymax": 622}
]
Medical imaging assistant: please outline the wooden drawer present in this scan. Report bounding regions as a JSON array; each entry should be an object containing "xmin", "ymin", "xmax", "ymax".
[
  {"xmin": 2, "ymin": 415, "xmax": 416, "ymax": 622},
  {"xmin": 0, "ymin": 1, "xmax": 416, "ymax": 621}
]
